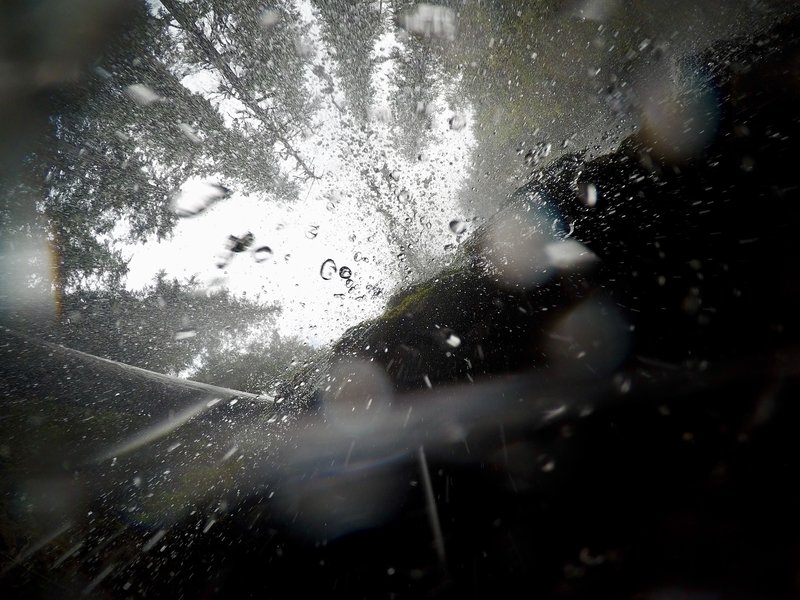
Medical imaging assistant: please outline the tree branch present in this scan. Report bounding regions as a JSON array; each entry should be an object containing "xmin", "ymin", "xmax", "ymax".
[{"xmin": 159, "ymin": 0, "xmax": 318, "ymax": 179}]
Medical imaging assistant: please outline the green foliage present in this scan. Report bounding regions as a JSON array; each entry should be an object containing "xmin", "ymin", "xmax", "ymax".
[
  {"xmin": 389, "ymin": 33, "xmax": 440, "ymax": 159},
  {"xmin": 3, "ymin": 0, "xmax": 316, "ymax": 290},
  {"xmin": 51, "ymin": 273, "xmax": 278, "ymax": 375},
  {"xmin": 193, "ymin": 330, "xmax": 315, "ymax": 394},
  {"xmin": 312, "ymin": 0, "xmax": 384, "ymax": 122}
]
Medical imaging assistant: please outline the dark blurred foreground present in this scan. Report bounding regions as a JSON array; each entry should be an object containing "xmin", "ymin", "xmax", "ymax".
[{"xmin": 3, "ymin": 6, "xmax": 800, "ymax": 600}]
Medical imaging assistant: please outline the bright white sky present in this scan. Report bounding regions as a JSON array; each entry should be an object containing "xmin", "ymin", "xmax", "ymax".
[{"xmin": 123, "ymin": 1, "xmax": 476, "ymax": 347}]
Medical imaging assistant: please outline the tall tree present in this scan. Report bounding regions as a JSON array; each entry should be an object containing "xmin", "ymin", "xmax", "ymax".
[
  {"xmin": 158, "ymin": 0, "xmax": 317, "ymax": 177},
  {"xmin": 389, "ymin": 1, "xmax": 444, "ymax": 160},
  {"xmin": 12, "ymin": 1, "xmax": 297, "ymax": 291},
  {"xmin": 194, "ymin": 329, "xmax": 315, "ymax": 394},
  {"xmin": 53, "ymin": 273, "xmax": 283, "ymax": 377},
  {"xmin": 312, "ymin": 0, "xmax": 384, "ymax": 123}
]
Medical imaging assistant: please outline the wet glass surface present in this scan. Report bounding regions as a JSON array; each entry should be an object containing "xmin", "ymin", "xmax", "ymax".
[{"xmin": 2, "ymin": 1, "xmax": 800, "ymax": 598}]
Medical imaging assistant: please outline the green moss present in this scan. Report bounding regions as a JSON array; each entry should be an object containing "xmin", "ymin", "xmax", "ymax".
[{"xmin": 382, "ymin": 283, "xmax": 436, "ymax": 321}]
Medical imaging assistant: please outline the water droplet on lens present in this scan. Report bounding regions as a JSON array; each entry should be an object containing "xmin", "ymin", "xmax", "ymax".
[
  {"xmin": 294, "ymin": 36, "xmax": 314, "ymax": 58},
  {"xmin": 578, "ymin": 182, "xmax": 598, "ymax": 207},
  {"xmin": 227, "ymin": 232, "xmax": 254, "ymax": 253},
  {"xmin": 371, "ymin": 105, "xmax": 392, "ymax": 123},
  {"xmin": 172, "ymin": 181, "xmax": 230, "ymax": 218},
  {"xmin": 339, "ymin": 266, "xmax": 352, "ymax": 279},
  {"xmin": 448, "ymin": 113, "xmax": 466, "ymax": 131},
  {"xmin": 178, "ymin": 123, "xmax": 202, "ymax": 144},
  {"xmin": 216, "ymin": 256, "xmax": 230, "ymax": 269},
  {"xmin": 524, "ymin": 141, "xmax": 552, "ymax": 166},
  {"xmin": 260, "ymin": 9, "xmax": 280, "ymax": 28},
  {"xmin": 126, "ymin": 83, "xmax": 161, "ymax": 106},
  {"xmin": 398, "ymin": 4, "xmax": 456, "ymax": 41},
  {"xmin": 320, "ymin": 258, "xmax": 337, "ymax": 280},
  {"xmin": 445, "ymin": 334, "xmax": 461, "ymax": 348},
  {"xmin": 449, "ymin": 219, "xmax": 467, "ymax": 234},
  {"xmin": 254, "ymin": 246, "xmax": 273, "ymax": 262}
]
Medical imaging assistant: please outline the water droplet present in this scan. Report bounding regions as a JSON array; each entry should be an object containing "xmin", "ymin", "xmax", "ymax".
[
  {"xmin": 125, "ymin": 83, "xmax": 161, "ymax": 106},
  {"xmin": 449, "ymin": 219, "xmax": 467, "ymax": 235},
  {"xmin": 371, "ymin": 105, "xmax": 392, "ymax": 123},
  {"xmin": 254, "ymin": 246, "xmax": 273, "ymax": 263},
  {"xmin": 682, "ymin": 294, "xmax": 701, "ymax": 314},
  {"xmin": 320, "ymin": 259, "xmax": 337, "ymax": 280},
  {"xmin": 260, "ymin": 9, "xmax": 281, "ymax": 29},
  {"xmin": 578, "ymin": 182, "xmax": 598, "ymax": 207},
  {"xmin": 174, "ymin": 329, "xmax": 196, "ymax": 341},
  {"xmin": 294, "ymin": 36, "xmax": 314, "ymax": 58},
  {"xmin": 524, "ymin": 141, "xmax": 552, "ymax": 166},
  {"xmin": 544, "ymin": 240, "xmax": 598, "ymax": 269},
  {"xmin": 398, "ymin": 4, "xmax": 456, "ymax": 41},
  {"xmin": 306, "ymin": 225, "xmax": 319, "ymax": 239},
  {"xmin": 448, "ymin": 113, "xmax": 466, "ymax": 131},
  {"xmin": 339, "ymin": 266, "xmax": 352, "ymax": 279},
  {"xmin": 614, "ymin": 373, "xmax": 632, "ymax": 394},
  {"xmin": 171, "ymin": 181, "xmax": 231, "ymax": 218},
  {"xmin": 227, "ymin": 232, "xmax": 254, "ymax": 253},
  {"xmin": 178, "ymin": 123, "xmax": 202, "ymax": 144},
  {"xmin": 142, "ymin": 529, "xmax": 167, "ymax": 553},
  {"xmin": 544, "ymin": 405, "xmax": 567, "ymax": 421},
  {"xmin": 579, "ymin": 547, "xmax": 606, "ymax": 566}
]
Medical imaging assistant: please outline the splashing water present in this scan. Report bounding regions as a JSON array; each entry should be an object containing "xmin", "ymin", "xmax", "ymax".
[{"xmin": 320, "ymin": 259, "xmax": 337, "ymax": 280}]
